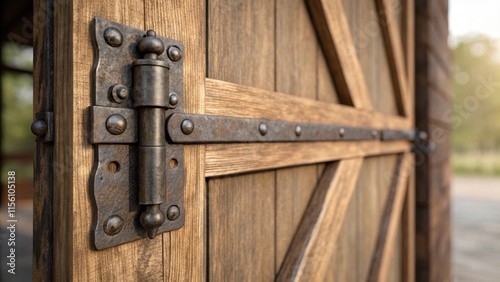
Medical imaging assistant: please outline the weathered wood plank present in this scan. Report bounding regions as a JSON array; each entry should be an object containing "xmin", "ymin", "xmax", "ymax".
[
  {"xmin": 144, "ymin": 0, "xmax": 207, "ymax": 280},
  {"xmin": 403, "ymin": 168, "xmax": 416, "ymax": 282},
  {"xmin": 375, "ymin": 0, "xmax": 410, "ymax": 116},
  {"xmin": 205, "ymin": 78, "xmax": 411, "ymax": 129},
  {"xmin": 305, "ymin": 0, "xmax": 373, "ymax": 109},
  {"xmin": 205, "ymin": 140, "xmax": 410, "ymax": 177},
  {"xmin": 208, "ymin": 172, "xmax": 276, "ymax": 281},
  {"xmin": 274, "ymin": 0, "xmax": 322, "ymax": 274},
  {"xmin": 276, "ymin": 158, "xmax": 364, "ymax": 281},
  {"xmin": 52, "ymin": 0, "xmax": 167, "ymax": 280},
  {"xmin": 368, "ymin": 153, "xmax": 412, "ymax": 282},
  {"xmin": 207, "ymin": 0, "xmax": 276, "ymax": 280}
]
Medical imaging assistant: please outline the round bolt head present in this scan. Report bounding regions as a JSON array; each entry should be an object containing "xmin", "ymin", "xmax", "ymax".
[
  {"xmin": 181, "ymin": 119, "xmax": 194, "ymax": 135},
  {"xmin": 167, "ymin": 205, "xmax": 180, "ymax": 221},
  {"xmin": 31, "ymin": 120, "xmax": 48, "ymax": 137},
  {"xmin": 417, "ymin": 131, "xmax": 428, "ymax": 142},
  {"xmin": 169, "ymin": 92, "xmax": 179, "ymax": 106},
  {"xmin": 104, "ymin": 215, "xmax": 123, "ymax": 236},
  {"xmin": 103, "ymin": 27, "xmax": 123, "ymax": 47},
  {"xmin": 167, "ymin": 46, "xmax": 182, "ymax": 61},
  {"xmin": 106, "ymin": 114, "xmax": 127, "ymax": 135},
  {"xmin": 109, "ymin": 84, "xmax": 129, "ymax": 103},
  {"xmin": 259, "ymin": 123, "xmax": 268, "ymax": 136},
  {"xmin": 295, "ymin": 125, "xmax": 302, "ymax": 137},
  {"xmin": 371, "ymin": 130, "xmax": 378, "ymax": 138},
  {"xmin": 339, "ymin": 128, "xmax": 345, "ymax": 137}
]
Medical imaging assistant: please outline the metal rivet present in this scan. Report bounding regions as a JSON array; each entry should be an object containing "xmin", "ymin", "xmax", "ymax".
[
  {"xmin": 372, "ymin": 130, "xmax": 378, "ymax": 138},
  {"xmin": 169, "ymin": 92, "xmax": 179, "ymax": 106},
  {"xmin": 295, "ymin": 125, "xmax": 302, "ymax": 137},
  {"xmin": 31, "ymin": 120, "xmax": 48, "ymax": 137},
  {"xmin": 167, "ymin": 205, "xmax": 180, "ymax": 221},
  {"xmin": 167, "ymin": 46, "xmax": 182, "ymax": 61},
  {"xmin": 109, "ymin": 84, "xmax": 129, "ymax": 103},
  {"xmin": 339, "ymin": 128, "xmax": 345, "ymax": 137},
  {"xmin": 106, "ymin": 114, "xmax": 127, "ymax": 135},
  {"xmin": 104, "ymin": 215, "xmax": 123, "ymax": 236},
  {"xmin": 259, "ymin": 123, "xmax": 268, "ymax": 136},
  {"xmin": 103, "ymin": 27, "xmax": 123, "ymax": 47},
  {"xmin": 181, "ymin": 119, "xmax": 194, "ymax": 135}
]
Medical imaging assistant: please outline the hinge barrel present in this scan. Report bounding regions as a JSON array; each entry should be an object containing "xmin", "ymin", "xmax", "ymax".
[{"xmin": 133, "ymin": 30, "xmax": 169, "ymax": 239}]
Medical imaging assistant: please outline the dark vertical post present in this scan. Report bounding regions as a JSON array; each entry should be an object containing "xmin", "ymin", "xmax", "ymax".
[
  {"xmin": 33, "ymin": 0, "xmax": 54, "ymax": 280},
  {"xmin": 414, "ymin": 0, "xmax": 451, "ymax": 281}
]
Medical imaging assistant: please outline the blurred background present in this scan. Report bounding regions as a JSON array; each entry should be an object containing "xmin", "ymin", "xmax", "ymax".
[{"xmin": 0, "ymin": 0, "xmax": 499, "ymax": 281}]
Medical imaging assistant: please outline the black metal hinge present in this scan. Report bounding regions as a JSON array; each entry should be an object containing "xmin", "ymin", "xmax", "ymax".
[{"xmin": 90, "ymin": 17, "xmax": 433, "ymax": 250}]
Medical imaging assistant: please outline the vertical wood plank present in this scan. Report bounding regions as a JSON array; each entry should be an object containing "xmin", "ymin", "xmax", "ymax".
[
  {"xmin": 403, "ymin": 169, "xmax": 416, "ymax": 282},
  {"xmin": 368, "ymin": 153, "xmax": 412, "ymax": 282},
  {"xmin": 52, "ymin": 0, "xmax": 169, "ymax": 280},
  {"xmin": 274, "ymin": 0, "xmax": 321, "ymax": 274},
  {"xmin": 33, "ymin": 0, "xmax": 54, "ymax": 280},
  {"xmin": 207, "ymin": 0, "xmax": 275, "ymax": 280},
  {"xmin": 208, "ymin": 172, "xmax": 276, "ymax": 281},
  {"xmin": 144, "ymin": 0, "xmax": 207, "ymax": 280}
]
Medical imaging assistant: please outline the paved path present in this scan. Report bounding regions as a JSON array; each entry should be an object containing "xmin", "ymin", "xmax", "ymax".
[
  {"xmin": 452, "ymin": 176, "xmax": 500, "ymax": 282},
  {"xmin": 1, "ymin": 177, "xmax": 499, "ymax": 281}
]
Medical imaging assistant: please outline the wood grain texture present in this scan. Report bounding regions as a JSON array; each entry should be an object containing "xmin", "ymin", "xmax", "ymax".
[
  {"xmin": 52, "ymin": 0, "xmax": 168, "ymax": 280},
  {"xmin": 207, "ymin": 0, "xmax": 276, "ymax": 280},
  {"xmin": 375, "ymin": 0, "xmax": 410, "ymax": 117},
  {"xmin": 206, "ymin": 140, "xmax": 410, "ymax": 177},
  {"xmin": 33, "ymin": 0, "xmax": 54, "ymax": 279},
  {"xmin": 305, "ymin": 0, "xmax": 373, "ymax": 109},
  {"xmin": 403, "ymin": 168, "xmax": 416, "ymax": 282},
  {"xmin": 208, "ymin": 172, "xmax": 276, "ymax": 281},
  {"xmin": 368, "ymin": 153, "xmax": 412, "ymax": 282},
  {"xmin": 206, "ymin": 78, "xmax": 410, "ymax": 129},
  {"xmin": 276, "ymin": 158, "xmax": 364, "ymax": 281},
  {"xmin": 144, "ymin": 0, "xmax": 207, "ymax": 280},
  {"xmin": 274, "ymin": 0, "xmax": 322, "ymax": 274},
  {"xmin": 404, "ymin": 0, "xmax": 415, "ymax": 124}
]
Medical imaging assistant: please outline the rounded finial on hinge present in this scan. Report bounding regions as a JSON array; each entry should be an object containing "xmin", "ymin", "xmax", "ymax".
[
  {"xmin": 137, "ymin": 29, "xmax": 165, "ymax": 59},
  {"xmin": 140, "ymin": 204, "xmax": 165, "ymax": 239}
]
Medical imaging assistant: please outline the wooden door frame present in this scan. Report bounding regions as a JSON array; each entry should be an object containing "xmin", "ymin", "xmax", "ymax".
[{"xmin": 32, "ymin": 0, "xmax": 451, "ymax": 280}]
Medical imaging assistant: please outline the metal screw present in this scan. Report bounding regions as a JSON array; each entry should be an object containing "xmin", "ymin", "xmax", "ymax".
[
  {"xmin": 169, "ymin": 92, "xmax": 179, "ymax": 106},
  {"xmin": 371, "ymin": 130, "xmax": 378, "ymax": 138},
  {"xmin": 339, "ymin": 128, "xmax": 345, "ymax": 137},
  {"xmin": 295, "ymin": 125, "xmax": 302, "ymax": 137},
  {"xmin": 109, "ymin": 84, "xmax": 129, "ymax": 103},
  {"xmin": 103, "ymin": 27, "xmax": 123, "ymax": 47},
  {"xmin": 167, "ymin": 46, "xmax": 182, "ymax": 61},
  {"xmin": 106, "ymin": 114, "xmax": 127, "ymax": 135},
  {"xmin": 31, "ymin": 120, "xmax": 48, "ymax": 137},
  {"xmin": 181, "ymin": 119, "xmax": 194, "ymax": 135},
  {"xmin": 167, "ymin": 205, "xmax": 180, "ymax": 221},
  {"xmin": 104, "ymin": 215, "xmax": 124, "ymax": 236},
  {"xmin": 259, "ymin": 123, "xmax": 268, "ymax": 136}
]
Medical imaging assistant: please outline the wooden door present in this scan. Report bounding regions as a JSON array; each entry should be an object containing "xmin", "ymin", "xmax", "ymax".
[{"xmin": 34, "ymin": 0, "xmax": 415, "ymax": 281}]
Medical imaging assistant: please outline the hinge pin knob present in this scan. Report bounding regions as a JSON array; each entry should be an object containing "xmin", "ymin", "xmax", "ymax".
[
  {"xmin": 140, "ymin": 204, "xmax": 165, "ymax": 239},
  {"xmin": 31, "ymin": 120, "xmax": 48, "ymax": 137}
]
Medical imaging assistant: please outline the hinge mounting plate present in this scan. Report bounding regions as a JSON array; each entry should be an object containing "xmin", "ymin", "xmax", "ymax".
[{"xmin": 91, "ymin": 17, "xmax": 184, "ymax": 250}]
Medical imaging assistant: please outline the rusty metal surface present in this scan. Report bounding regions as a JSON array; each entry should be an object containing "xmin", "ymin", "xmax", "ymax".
[
  {"xmin": 166, "ymin": 113, "xmax": 416, "ymax": 143},
  {"xmin": 92, "ymin": 17, "xmax": 185, "ymax": 250}
]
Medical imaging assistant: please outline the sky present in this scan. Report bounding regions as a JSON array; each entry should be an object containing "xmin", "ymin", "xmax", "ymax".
[{"xmin": 449, "ymin": 0, "xmax": 500, "ymax": 38}]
